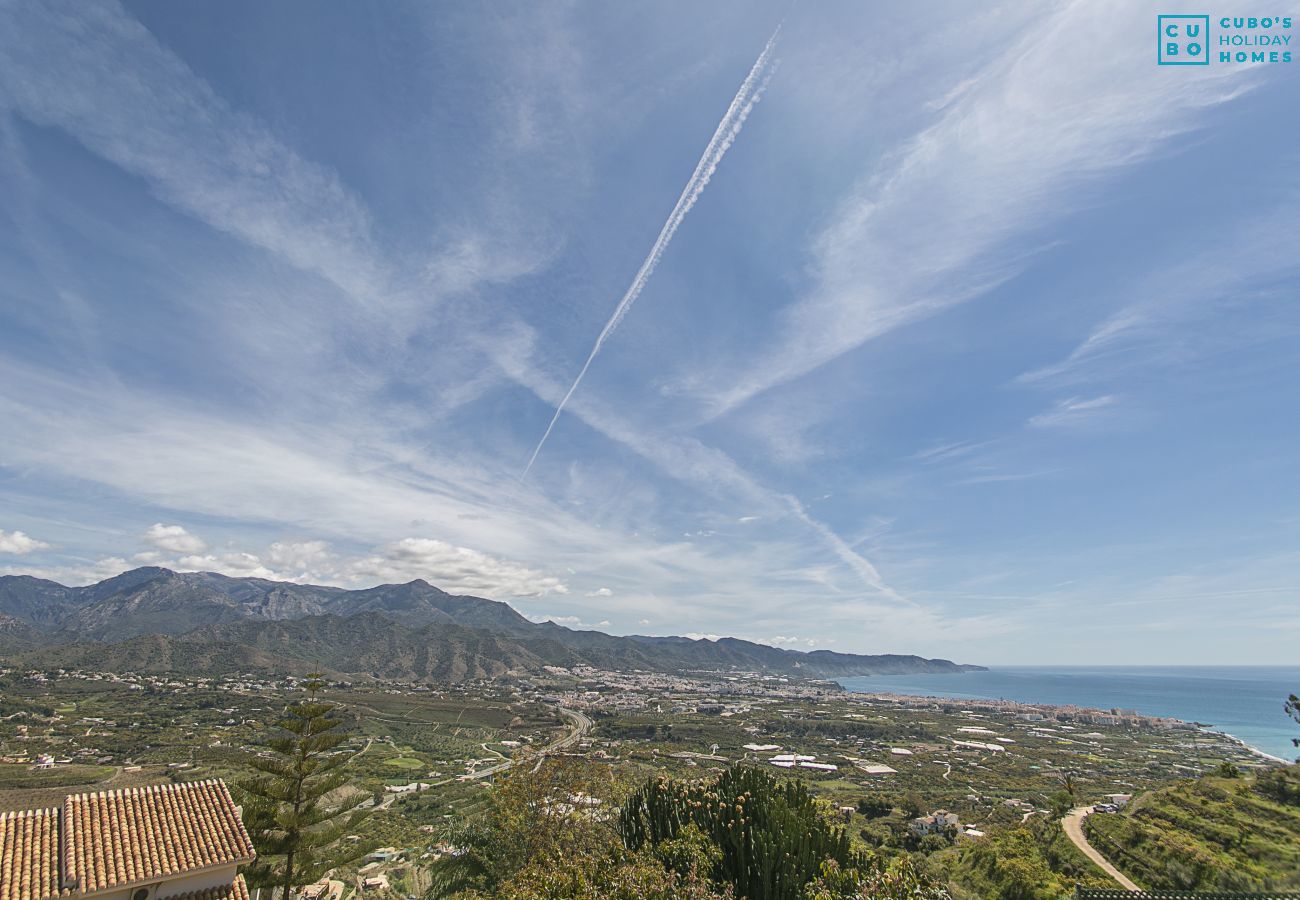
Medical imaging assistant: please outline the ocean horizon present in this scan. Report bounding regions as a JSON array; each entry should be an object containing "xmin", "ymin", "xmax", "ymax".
[{"xmin": 839, "ymin": 665, "xmax": 1300, "ymax": 761}]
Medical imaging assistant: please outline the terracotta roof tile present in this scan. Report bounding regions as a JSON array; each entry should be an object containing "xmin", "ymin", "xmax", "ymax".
[
  {"xmin": 0, "ymin": 807, "xmax": 65, "ymax": 900},
  {"xmin": 160, "ymin": 873, "xmax": 251, "ymax": 900},
  {"xmin": 61, "ymin": 780, "xmax": 255, "ymax": 895}
]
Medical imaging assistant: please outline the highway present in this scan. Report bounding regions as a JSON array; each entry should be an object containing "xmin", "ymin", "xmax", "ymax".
[{"xmin": 463, "ymin": 706, "xmax": 592, "ymax": 781}]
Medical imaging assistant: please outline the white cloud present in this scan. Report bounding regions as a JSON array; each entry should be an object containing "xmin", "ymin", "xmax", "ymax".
[
  {"xmin": 144, "ymin": 523, "xmax": 207, "ymax": 554},
  {"xmin": 0, "ymin": 529, "xmax": 51, "ymax": 555},
  {"xmin": 525, "ymin": 613, "xmax": 610, "ymax": 630},
  {"xmin": 176, "ymin": 552, "xmax": 277, "ymax": 579},
  {"xmin": 1, "ymin": 556, "xmax": 129, "ymax": 586},
  {"xmin": 1027, "ymin": 395, "xmax": 1117, "ymax": 429},
  {"xmin": 345, "ymin": 537, "xmax": 568, "ymax": 598},
  {"xmin": 266, "ymin": 540, "xmax": 333, "ymax": 572},
  {"xmin": 0, "ymin": 363, "xmax": 876, "ymax": 634},
  {"xmin": 586, "ymin": 586, "xmax": 613, "ymax": 597},
  {"xmin": 700, "ymin": 1, "xmax": 1268, "ymax": 416},
  {"xmin": 764, "ymin": 635, "xmax": 820, "ymax": 648}
]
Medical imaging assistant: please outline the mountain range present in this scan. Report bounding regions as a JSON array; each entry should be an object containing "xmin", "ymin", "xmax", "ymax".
[{"xmin": 0, "ymin": 567, "xmax": 984, "ymax": 682}]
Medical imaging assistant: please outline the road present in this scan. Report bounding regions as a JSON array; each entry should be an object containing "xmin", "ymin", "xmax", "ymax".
[
  {"xmin": 1062, "ymin": 806, "xmax": 1141, "ymax": 892},
  {"xmin": 550, "ymin": 707, "xmax": 593, "ymax": 751},
  {"xmin": 366, "ymin": 705, "xmax": 594, "ymax": 808},
  {"xmin": 464, "ymin": 706, "xmax": 593, "ymax": 781}
]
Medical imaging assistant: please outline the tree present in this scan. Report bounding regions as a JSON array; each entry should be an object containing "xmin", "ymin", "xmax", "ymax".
[
  {"xmin": 899, "ymin": 790, "xmax": 927, "ymax": 818},
  {"xmin": 1287, "ymin": 693, "xmax": 1299, "ymax": 755},
  {"xmin": 1047, "ymin": 791, "xmax": 1074, "ymax": 819},
  {"xmin": 427, "ymin": 755, "xmax": 727, "ymax": 899},
  {"xmin": 856, "ymin": 796, "xmax": 893, "ymax": 819},
  {"xmin": 237, "ymin": 674, "xmax": 369, "ymax": 899},
  {"xmin": 428, "ymin": 755, "xmax": 624, "ymax": 897}
]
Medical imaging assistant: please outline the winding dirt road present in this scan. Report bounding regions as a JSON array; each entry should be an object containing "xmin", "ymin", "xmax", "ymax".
[{"xmin": 1062, "ymin": 806, "xmax": 1140, "ymax": 892}]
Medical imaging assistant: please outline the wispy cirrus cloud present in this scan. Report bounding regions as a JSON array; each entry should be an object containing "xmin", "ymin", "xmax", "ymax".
[
  {"xmin": 3, "ymin": 2, "xmax": 1295, "ymax": 666},
  {"xmin": 699, "ymin": 0, "xmax": 1270, "ymax": 417},
  {"xmin": 0, "ymin": 357, "xmax": 911, "ymax": 635},
  {"xmin": 1018, "ymin": 196, "xmax": 1300, "ymax": 387},
  {"xmin": 491, "ymin": 324, "xmax": 905, "ymax": 603},
  {"xmin": 1027, "ymin": 394, "xmax": 1118, "ymax": 429},
  {"xmin": 0, "ymin": 0, "xmax": 385, "ymax": 303}
]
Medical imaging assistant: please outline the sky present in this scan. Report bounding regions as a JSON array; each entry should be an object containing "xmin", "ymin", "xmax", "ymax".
[{"xmin": 1, "ymin": 0, "xmax": 1298, "ymax": 665}]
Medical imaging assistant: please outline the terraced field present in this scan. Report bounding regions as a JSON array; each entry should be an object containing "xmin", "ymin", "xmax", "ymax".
[{"xmin": 1084, "ymin": 766, "xmax": 1300, "ymax": 891}]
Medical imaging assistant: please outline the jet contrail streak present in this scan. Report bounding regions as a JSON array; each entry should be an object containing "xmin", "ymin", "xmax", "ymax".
[{"xmin": 522, "ymin": 25, "xmax": 782, "ymax": 477}]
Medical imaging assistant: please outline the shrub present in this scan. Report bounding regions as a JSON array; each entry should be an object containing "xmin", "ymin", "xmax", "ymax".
[{"xmin": 619, "ymin": 764, "xmax": 948, "ymax": 900}]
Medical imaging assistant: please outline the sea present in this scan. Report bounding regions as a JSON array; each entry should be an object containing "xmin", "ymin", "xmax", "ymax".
[{"xmin": 838, "ymin": 665, "xmax": 1300, "ymax": 762}]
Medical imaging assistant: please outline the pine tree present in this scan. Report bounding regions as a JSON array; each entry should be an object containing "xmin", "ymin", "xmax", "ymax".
[
  {"xmin": 1287, "ymin": 692, "xmax": 1299, "ymax": 752},
  {"xmin": 237, "ymin": 674, "xmax": 370, "ymax": 899}
]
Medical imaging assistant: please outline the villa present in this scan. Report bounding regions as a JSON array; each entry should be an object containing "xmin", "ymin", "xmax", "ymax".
[
  {"xmin": 910, "ymin": 809, "xmax": 960, "ymax": 835},
  {"xmin": 0, "ymin": 779, "xmax": 255, "ymax": 900}
]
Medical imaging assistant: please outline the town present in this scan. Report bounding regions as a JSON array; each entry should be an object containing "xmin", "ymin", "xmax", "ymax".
[{"xmin": 1, "ymin": 663, "xmax": 1274, "ymax": 897}]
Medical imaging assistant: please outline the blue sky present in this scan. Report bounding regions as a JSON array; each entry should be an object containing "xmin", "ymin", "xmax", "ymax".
[{"xmin": 1, "ymin": 0, "xmax": 1297, "ymax": 664}]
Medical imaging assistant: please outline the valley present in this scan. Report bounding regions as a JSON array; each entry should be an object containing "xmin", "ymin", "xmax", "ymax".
[{"xmin": 3, "ymin": 658, "xmax": 1292, "ymax": 897}]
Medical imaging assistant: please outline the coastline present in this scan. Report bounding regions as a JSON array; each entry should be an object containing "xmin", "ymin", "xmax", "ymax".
[
  {"xmin": 1216, "ymin": 729, "xmax": 1290, "ymax": 765},
  {"xmin": 856, "ymin": 685, "xmax": 1285, "ymax": 762},
  {"xmin": 838, "ymin": 667, "xmax": 1298, "ymax": 764}
]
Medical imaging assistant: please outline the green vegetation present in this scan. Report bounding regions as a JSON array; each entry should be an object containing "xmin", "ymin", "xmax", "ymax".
[
  {"xmin": 620, "ymin": 764, "xmax": 868, "ymax": 898},
  {"xmin": 428, "ymin": 756, "xmax": 726, "ymax": 899},
  {"xmin": 932, "ymin": 817, "xmax": 1111, "ymax": 899},
  {"xmin": 1083, "ymin": 765, "xmax": 1300, "ymax": 891},
  {"xmin": 237, "ymin": 674, "xmax": 372, "ymax": 896},
  {"xmin": 4, "ymin": 669, "xmax": 1294, "ymax": 899},
  {"xmin": 430, "ymin": 759, "xmax": 950, "ymax": 899},
  {"xmin": 384, "ymin": 756, "xmax": 426, "ymax": 769}
]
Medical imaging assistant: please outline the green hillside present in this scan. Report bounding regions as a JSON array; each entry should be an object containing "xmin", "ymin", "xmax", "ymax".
[
  {"xmin": 936, "ymin": 816, "xmax": 1114, "ymax": 900},
  {"xmin": 1083, "ymin": 764, "xmax": 1300, "ymax": 892}
]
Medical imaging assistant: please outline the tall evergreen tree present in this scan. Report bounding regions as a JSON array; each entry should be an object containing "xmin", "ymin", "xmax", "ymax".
[
  {"xmin": 238, "ymin": 673, "xmax": 370, "ymax": 898},
  {"xmin": 1287, "ymin": 692, "xmax": 1299, "ymax": 752}
]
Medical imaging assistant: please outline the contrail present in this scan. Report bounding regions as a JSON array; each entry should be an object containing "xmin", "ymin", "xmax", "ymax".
[{"xmin": 522, "ymin": 25, "xmax": 782, "ymax": 477}]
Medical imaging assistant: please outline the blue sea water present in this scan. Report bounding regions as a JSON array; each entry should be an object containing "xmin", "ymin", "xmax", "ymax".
[{"xmin": 838, "ymin": 666, "xmax": 1300, "ymax": 761}]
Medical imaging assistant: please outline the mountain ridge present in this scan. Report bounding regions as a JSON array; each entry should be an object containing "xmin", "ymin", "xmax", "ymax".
[{"xmin": 0, "ymin": 567, "xmax": 985, "ymax": 682}]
